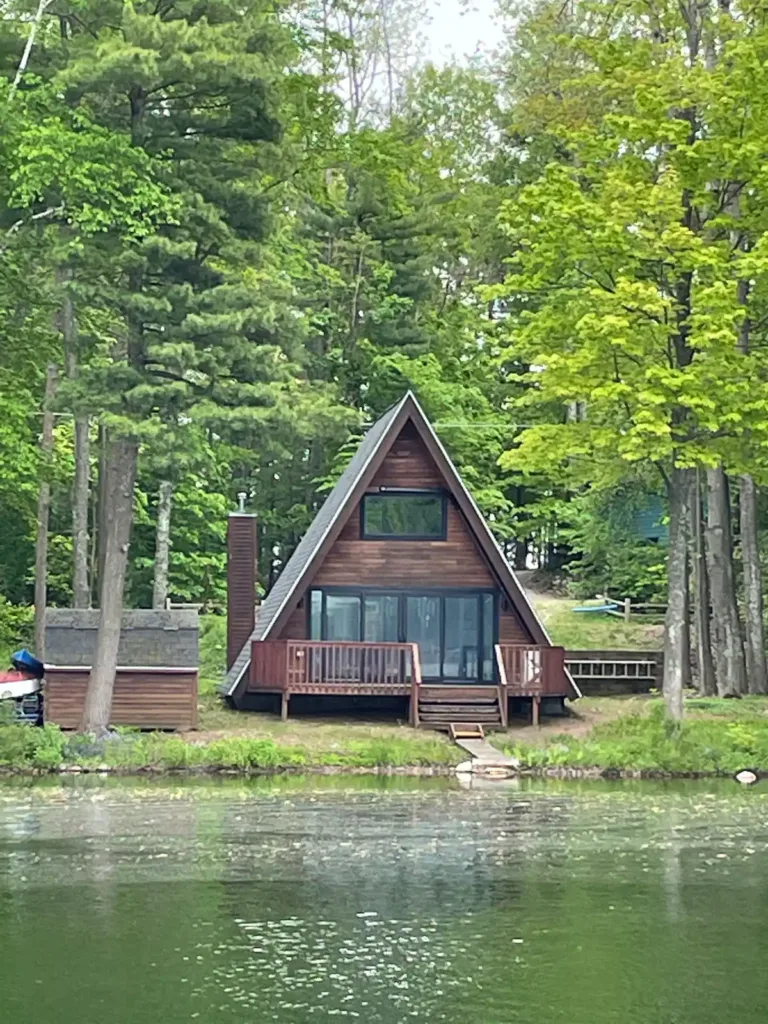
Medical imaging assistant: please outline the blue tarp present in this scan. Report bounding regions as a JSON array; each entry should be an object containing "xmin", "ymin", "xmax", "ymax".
[{"xmin": 11, "ymin": 648, "xmax": 44, "ymax": 677}]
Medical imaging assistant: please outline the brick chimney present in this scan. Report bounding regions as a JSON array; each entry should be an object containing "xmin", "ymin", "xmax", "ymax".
[{"xmin": 227, "ymin": 493, "xmax": 257, "ymax": 671}]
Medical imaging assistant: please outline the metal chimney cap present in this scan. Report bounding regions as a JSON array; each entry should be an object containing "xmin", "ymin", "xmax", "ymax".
[{"xmin": 237, "ymin": 492, "xmax": 247, "ymax": 513}]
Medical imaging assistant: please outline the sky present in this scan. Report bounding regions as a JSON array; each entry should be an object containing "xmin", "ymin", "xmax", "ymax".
[{"xmin": 423, "ymin": 0, "xmax": 499, "ymax": 64}]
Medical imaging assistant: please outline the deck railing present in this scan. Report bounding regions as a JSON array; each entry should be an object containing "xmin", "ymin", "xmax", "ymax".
[
  {"xmin": 250, "ymin": 639, "xmax": 422, "ymax": 723},
  {"xmin": 250, "ymin": 639, "xmax": 420, "ymax": 694},
  {"xmin": 495, "ymin": 644, "xmax": 570, "ymax": 697}
]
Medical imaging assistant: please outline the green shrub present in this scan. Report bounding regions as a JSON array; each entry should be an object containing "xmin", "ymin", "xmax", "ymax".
[{"xmin": 0, "ymin": 722, "xmax": 66, "ymax": 768}]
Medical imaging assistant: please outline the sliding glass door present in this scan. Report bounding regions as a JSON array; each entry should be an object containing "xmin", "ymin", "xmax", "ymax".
[
  {"xmin": 405, "ymin": 596, "xmax": 442, "ymax": 678},
  {"xmin": 308, "ymin": 588, "xmax": 497, "ymax": 683},
  {"xmin": 325, "ymin": 595, "xmax": 361, "ymax": 641},
  {"xmin": 442, "ymin": 596, "xmax": 480, "ymax": 681},
  {"xmin": 363, "ymin": 595, "xmax": 399, "ymax": 643}
]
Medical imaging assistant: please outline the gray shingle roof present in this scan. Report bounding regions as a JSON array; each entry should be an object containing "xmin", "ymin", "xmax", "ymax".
[{"xmin": 221, "ymin": 395, "xmax": 407, "ymax": 696}]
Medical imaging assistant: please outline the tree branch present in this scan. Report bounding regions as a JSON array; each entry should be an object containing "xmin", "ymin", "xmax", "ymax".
[
  {"xmin": 9, "ymin": 0, "xmax": 56, "ymax": 102},
  {"xmin": 0, "ymin": 205, "xmax": 64, "ymax": 257}
]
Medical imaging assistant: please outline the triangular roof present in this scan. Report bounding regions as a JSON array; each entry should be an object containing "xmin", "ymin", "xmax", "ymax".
[{"xmin": 222, "ymin": 391, "xmax": 551, "ymax": 697}]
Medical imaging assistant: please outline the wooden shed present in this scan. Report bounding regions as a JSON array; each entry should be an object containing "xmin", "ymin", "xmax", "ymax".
[{"xmin": 44, "ymin": 609, "xmax": 199, "ymax": 731}]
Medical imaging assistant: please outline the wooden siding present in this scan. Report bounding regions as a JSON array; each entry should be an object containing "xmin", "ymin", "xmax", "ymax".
[
  {"xmin": 313, "ymin": 505, "xmax": 494, "ymax": 588},
  {"xmin": 279, "ymin": 601, "xmax": 307, "ymax": 640},
  {"xmin": 270, "ymin": 420, "xmax": 538, "ymax": 646},
  {"xmin": 45, "ymin": 667, "xmax": 198, "ymax": 731},
  {"xmin": 312, "ymin": 426, "xmax": 496, "ymax": 590},
  {"xmin": 499, "ymin": 605, "xmax": 531, "ymax": 644},
  {"xmin": 369, "ymin": 422, "xmax": 443, "ymax": 489}
]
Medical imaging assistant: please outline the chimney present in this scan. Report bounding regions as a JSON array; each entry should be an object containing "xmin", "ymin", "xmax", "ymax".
[{"xmin": 227, "ymin": 493, "xmax": 257, "ymax": 671}]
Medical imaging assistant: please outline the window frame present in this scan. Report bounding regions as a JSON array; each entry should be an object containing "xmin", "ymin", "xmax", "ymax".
[{"xmin": 359, "ymin": 489, "xmax": 448, "ymax": 542}]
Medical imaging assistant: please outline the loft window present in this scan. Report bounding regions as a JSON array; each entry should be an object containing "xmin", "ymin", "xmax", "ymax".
[{"xmin": 361, "ymin": 491, "xmax": 447, "ymax": 540}]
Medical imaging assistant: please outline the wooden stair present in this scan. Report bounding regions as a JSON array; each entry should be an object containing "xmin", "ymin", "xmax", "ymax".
[
  {"xmin": 449, "ymin": 723, "xmax": 485, "ymax": 741},
  {"xmin": 417, "ymin": 685, "xmax": 503, "ymax": 731}
]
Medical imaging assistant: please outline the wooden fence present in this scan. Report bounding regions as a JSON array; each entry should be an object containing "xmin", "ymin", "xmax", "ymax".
[{"xmin": 565, "ymin": 649, "xmax": 663, "ymax": 695}]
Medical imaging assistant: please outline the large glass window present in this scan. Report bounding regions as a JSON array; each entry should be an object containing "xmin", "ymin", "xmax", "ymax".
[
  {"xmin": 364, "ymin": 595, "xmax": 399, "ymax": 642},
  {"xmin": 406, "ymin": 596, "xmax": 442, "ymax": 677},
  {"xmin": 443, "ymin": 596, "xmax": 479, "ymax": 680},
  {"xmin": 307, "ymin": 588, "xmax": 497, "ymax": 683},
  {"xmin": 482, "ymin": 593, "xmax": 495, "ymax": 681},
  {"xmin": 362, "ymin": 492, "xmax": 446, "ymax": 539},
  {"xmin": 310, "ymin": 589, "xmax": 323, "ymax": 640},
  {"xmin": 325, "ymin": 595, "xmax": 361, "ymax": 641}
]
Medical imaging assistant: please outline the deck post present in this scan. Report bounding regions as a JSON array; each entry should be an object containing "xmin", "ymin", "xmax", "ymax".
[
  {"xmin": 281, "ymin": 691, "xmax": 290, "ymax": 721},
  {"xmin": 494, "ymin": 645, "xmax": 509, "ymax": 728},
  {"xmin": 532, "ymin": 695, "xmax": 540, "ymax": 728},
  {"xmin": 410, "ymin": 643, "xmax": 421, "ymax": 728}
]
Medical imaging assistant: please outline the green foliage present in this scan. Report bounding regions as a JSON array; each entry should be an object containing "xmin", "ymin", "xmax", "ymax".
[
  {"xmin": 11, "ymin": 0, "xmax": 768, "ymax": 676},
  {"xmin": 564, "ymin": 486, "xmax": 668, "ymax": 600},
  {"xmin": 198, "ymin": 614, "xmax": 227, "ymax": 697},
  {"xmin": 131, "ymin": 479, "xmax": 229, "ymax": 607},
  {"xmin": 0, "ymin": 598, "xmax": 33, "ymax": 661},
  {"xmin": 0, "ymin": 722, "xmax": 67, "ymax": 769},
  {"xmin": 317, "ymin": 736, "xmax": 455, "ymax": 767}
]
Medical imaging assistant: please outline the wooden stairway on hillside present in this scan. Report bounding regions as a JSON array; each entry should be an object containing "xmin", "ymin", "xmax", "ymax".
[{"xmin": 417, "ymin": 685, "xmax": 504, "ymax": 731}]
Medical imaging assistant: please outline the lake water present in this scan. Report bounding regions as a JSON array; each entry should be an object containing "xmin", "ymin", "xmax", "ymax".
[{"xmin": 1, "ymin": 775, "xmax": 767, "ymax": 1023}]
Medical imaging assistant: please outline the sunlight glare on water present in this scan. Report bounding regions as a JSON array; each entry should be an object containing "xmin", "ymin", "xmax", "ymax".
[{"xmin": 1, "ymin": 775, "xmax": 767, "ymax": 1023}]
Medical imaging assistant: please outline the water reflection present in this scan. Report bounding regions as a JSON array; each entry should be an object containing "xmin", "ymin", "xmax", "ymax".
[{"xmin": 1, "ymin": 778, "xmax": 768, "ymax": 1023}]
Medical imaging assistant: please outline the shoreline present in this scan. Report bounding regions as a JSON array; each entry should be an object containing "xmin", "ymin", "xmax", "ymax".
[{"xmin": 0, "ymin": 763, "xmax": 742, "ymax": 780}]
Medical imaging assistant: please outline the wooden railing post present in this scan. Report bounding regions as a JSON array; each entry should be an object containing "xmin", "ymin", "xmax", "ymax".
[
  {"xmin": 494, "ymin": 643, "xmax": 509, "ymax": 728},
  {"xmin": 410, "ymin": 643, "xmax": 421, "ymax": 728},
  {"xmin": 549, "ymin": 646, "xmax": 566, "ymax": 696}
]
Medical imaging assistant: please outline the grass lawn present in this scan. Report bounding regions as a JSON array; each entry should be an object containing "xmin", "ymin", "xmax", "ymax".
[
  {"xmin": 491, "ymin": 694, "xmax": 768, "ymax": 773},
  {"xmin": 530, "ymin": 594, "xmax": 663, "ymax": 651}
]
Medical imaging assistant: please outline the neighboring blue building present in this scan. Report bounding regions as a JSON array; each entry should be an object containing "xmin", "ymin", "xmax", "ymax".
[{"xmin": 632, "ymin": 496, "xmax": 668, "ymax": 543}]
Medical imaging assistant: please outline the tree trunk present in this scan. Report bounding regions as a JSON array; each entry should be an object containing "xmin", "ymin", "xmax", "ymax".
[
  {"xmin": 79, "ymin": 435, "xmax": 138, "ymax": 736},
  {"xmin": 739, "ymin": 473, "xmax": 767, "ymax": 694},
  {"xmin": 33, "ymin": 364, "xmax": 58, "ymax": 659},
  {"xmin": 95, "ymin": 423, "xmax": 108, "ymax": 605},
  {"xmin": 152, "ymin": 480, "xmax": 173, "ymax": 610},
  {"xmin": 59, "ymin": 276, "xmax": 90, "ymax": 610},
  {"xmin": 663, "ymin": 466, "xmax": 692, "ymax": 721},
  {"xmin": 706, "ymin": 467, "xmax": 747, "ymax": 697},
  {"xmin": 692, "ymin": 468, "xmax": 716, "ymax": 695},
  {"xmin": 682, "ymin": 546, "xmax": 692, "ymax": 692},
  {"xmin": 89, "ymin": 456, "xmax": 99, "ymax": 606},
  {"xmin": 72, "ymin": 414, "xmax": 90, "ymax": 607}
]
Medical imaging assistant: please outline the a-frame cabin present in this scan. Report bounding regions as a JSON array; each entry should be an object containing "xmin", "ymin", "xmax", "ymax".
[{"xmin": 223, "ymin": 392, "xmax": 577, "ymax": 728}]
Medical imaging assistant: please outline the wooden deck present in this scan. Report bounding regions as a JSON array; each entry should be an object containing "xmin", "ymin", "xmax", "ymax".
[
  {"xmin": 247, "ymin": 639, "xmax": 573, "ymax": 726},
  {"xmin": 496, "ymin": 643, "xmax": 577, "ymax": 726}
]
